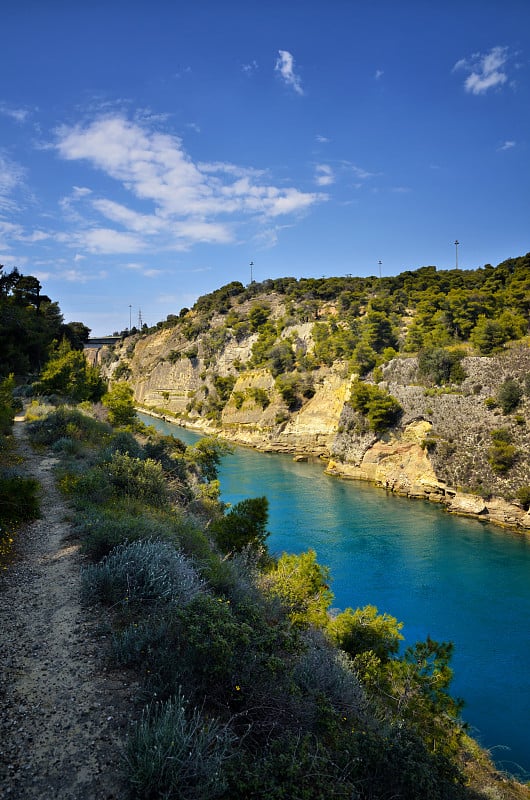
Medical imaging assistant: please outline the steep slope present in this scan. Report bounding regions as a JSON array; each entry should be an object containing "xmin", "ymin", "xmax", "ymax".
[{"xmin": 97, "ymin": 258, "xmax": 530, "ymax": 530}]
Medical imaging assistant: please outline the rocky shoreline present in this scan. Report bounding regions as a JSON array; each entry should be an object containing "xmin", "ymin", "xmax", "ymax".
[{"xmin": 138, "ymin": 406, "xmax": 530, "ymax": 534}]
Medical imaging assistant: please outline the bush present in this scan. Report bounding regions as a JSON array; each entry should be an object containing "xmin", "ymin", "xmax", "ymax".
[
  {"xmin": 328, "ymin": 604, "xmax": 404, "ymax": 662},
  {"xmin": 126, "ymin": 691, "xmax": 234, "ymax": 800},
  {"xmin": 211, "ymin": 496, "xmax": 269, "ymax": 553},
  {"xmin": 82, "ymin": 539, "xmax": 205, "ymax": 607},
  {"xmin": 418, "ymin": 347, "xmax": 466, "ymax": 386},
  {"xmin": 0, "ymin": 472, "xmax": 40, "ymax": 523},
  {"xmin": 102, "ymin": 382, "xmax": 136, "ymax": 426},
  {"xmin": 0, "ymin": 375, "xmax": 16, "ymax": 435},
  {"xmin": 99, "ymin": 452, "xmax": 169, "ymax": 506},
  {"xmin": 496, "ymin": 377, "xmax": 523, "ymax": 414},
  {"xmin": 349, "ymin": 381, "xmax": 403, "ymax": 433},
  {"xmin": 263, "ymin": 549, "xmax": 333, "ymax": 628},
  {"xmin": 488, "ymin": 442, "xmax": 517, "ymax": 473},
  {"xmin": 75, "ymin": 502, "xmax": 180, "ymax": 560},
  {"xmin": 247, "ymin": 387, "xmax": 270, "ymax": 409},
  {"xmin": 27, "ymin": 406, "xmax": 111, "ymax": 447},
  {"xmin": 516, "ymin": 486, "xmax": 530, "ymax": 510}
]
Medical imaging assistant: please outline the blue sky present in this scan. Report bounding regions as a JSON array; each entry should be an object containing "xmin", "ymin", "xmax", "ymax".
[{"xmin": 1, "ymin": 1, "xmax": 529, "ymax": 335}]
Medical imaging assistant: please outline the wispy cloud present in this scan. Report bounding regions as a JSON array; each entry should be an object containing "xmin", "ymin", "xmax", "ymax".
[
  {"xmin": 242, "ymin": 60, "xmax": 258, "ymax": 75},
  {"xmin": 453, "ymin": 46, "xmax": 511, "ymax": 95},
  {"xmin": 315, "ymin": 134, "xmax": 330, "ymax": 144},
  {"xmin": 0, "ymin": 103, "xmax": 30, "ymax": 123},
  {"xmin": 374, "ymin": 69, "xmax": 384, "ymax": 80},
  {"xmin": 315, "ymin": 164, "xmax": 335, "ymax": 186},
  {"xmin": 498, "ymin": 140, "xmax": 516, "ymax": 151},
  {"xmin": 51, "ymin": 114, "xmax": 324, "ymax": 255},
  {"xmin": 0, "ymin": 154, "xmax": 25, "ymax": 210},
  {"xmin": 341, "ymin": 161, "xmax": 378, "ymax": 181},
  {"xmin": 275, "ymin": 50, "xmax": 304, "ymax": 95}
]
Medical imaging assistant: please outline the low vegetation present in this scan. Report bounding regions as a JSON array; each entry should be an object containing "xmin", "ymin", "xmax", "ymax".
[{"xmin": 13, "ymin": 394, "xmax": 522, "ymax": 798}]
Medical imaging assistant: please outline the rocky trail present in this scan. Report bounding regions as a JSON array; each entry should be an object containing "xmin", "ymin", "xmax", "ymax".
[{"xmin": 0, "ymin": 419, "xmax": 135, "ymax": 799}]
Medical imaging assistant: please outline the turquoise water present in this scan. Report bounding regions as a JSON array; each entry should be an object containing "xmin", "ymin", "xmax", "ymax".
[{"xmin": 139, "ymin": 413, "xmax": 530, "ymax": 776}]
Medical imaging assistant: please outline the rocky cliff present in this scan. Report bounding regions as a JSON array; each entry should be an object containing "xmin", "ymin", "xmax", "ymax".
[{"xmin": 98, "ymin": 294, "xmax": 530, "ymax": 532}]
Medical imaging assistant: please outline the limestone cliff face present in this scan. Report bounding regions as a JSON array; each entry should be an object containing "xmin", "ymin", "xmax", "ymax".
[{"xmin": 100, "ymin": 323, "xmax": 530, "ymax": 531}]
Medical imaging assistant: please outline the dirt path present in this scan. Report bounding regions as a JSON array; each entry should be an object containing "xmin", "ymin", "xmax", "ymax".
[{"xmin": 0, "ymin": 419, "xmax": 135, "ymax": 799}]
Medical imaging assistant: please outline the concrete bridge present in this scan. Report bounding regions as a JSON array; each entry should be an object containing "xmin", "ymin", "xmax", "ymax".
[
  {"xmin": 85, "ymin": 336, "xmax": 122, "ymax": 348},
  {"xmin": 84, "ymin": 336, "xmax": 122, "ymax": 365}
]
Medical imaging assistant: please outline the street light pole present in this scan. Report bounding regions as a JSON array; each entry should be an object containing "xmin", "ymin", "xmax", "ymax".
[
  {"xmin": 250, "ymin": 261, "xmax": 254, "ymax": 283},
  {"xmin": 454, "ymin": 240, "xmax": 459, "ymax": 270},
  {"xmin": 129, "ymin": 304, "xmax": 132, "ymax": 331},
  {"xmin": 378, "ymin": 260, "xmax": 382, "ymax": 279}
]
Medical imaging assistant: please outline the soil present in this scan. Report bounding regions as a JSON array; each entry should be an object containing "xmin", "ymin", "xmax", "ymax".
[{"xmin": 0, "ymin": 419, "xmax": 137, "ymax": 799}]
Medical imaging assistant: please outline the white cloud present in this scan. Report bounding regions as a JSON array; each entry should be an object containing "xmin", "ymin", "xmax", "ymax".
[
  {"xmin": 0, "ymin": 104, "xmax": 30, "ymax": 123},
  {"xmin": 275, "ymin": 50, "xmax": 304, "ymax": 95},
  {"xmin": 498, "ymin": 140, "xmax": 516, "ymax": 151},
  {"xmin": 92, "ymin": 198, "xmax": 164, "ymax": 234},
  {"xmin": 375, "ymin": 69, "xmax": 384, "ymax": 80},
  {"xmin": 0, "ymin": 154, "xmax": 25, "ymax": 209},
  {"xmin": 125, "ymin": 262, "xmax": 165, "ymax": 277},
  {"xmin": 315, "ymin": 134, "xmax": 330, "ymax": 144},
  {"xmin": 242, "ymin": 60, "xmax": 258, "ymax": 75},
  {"xmin": 453, "ymin": 46, "xmax": 511, "ymax": 95},
  {"xmin": 53, "ymin": 115, "xmax": 324, "ymax": 254},
  {"xmin": 57, "ymin": 227, "xmax": 145, "ymax": 255},
  {"xmin": 315, "ymin": 164, "xmax": 335, "ymax": 186},
  {"xmin": 341, "ymin": 161, "xmax": 377, "ymax": 181}
]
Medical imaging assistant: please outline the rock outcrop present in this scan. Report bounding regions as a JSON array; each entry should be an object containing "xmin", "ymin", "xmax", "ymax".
[{"xmin": 101, "ymin": 321, "xmax": 530, "ymax": 533}]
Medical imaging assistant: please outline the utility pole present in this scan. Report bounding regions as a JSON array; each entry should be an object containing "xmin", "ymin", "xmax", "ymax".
[{"xmin": 454, "ymin": 240, "xmax": 459, "ymax": 270}]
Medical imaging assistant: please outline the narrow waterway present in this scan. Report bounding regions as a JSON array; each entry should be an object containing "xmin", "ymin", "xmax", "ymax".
[{"xmin": 139, "ymin": 413, "xmax": 530, "ymax": 777}]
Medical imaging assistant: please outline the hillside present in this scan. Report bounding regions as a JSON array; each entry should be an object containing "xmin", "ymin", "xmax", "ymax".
[{"xmin": 99, "ymin": 254, "xmax": 530, "ymax": 530}]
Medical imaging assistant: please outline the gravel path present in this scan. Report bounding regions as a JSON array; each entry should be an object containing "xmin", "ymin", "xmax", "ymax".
[{"xmin": 0, "ymin": 419, "xmax": 136, "ymax": 799}]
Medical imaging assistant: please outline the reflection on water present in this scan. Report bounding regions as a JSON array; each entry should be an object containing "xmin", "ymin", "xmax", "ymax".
[{"xmin": 138, "ymin": 413, "xmax": 530, "ymax": 776}]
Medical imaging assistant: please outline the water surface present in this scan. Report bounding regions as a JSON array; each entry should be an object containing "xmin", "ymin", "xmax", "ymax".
[{"xmin": 139, "ymin": 413, "xmax": 530, "ymax": 776}]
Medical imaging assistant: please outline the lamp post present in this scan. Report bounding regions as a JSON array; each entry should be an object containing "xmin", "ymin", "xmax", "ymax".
[
  {"xmin": 250, "ymin": 261, "xmax": 254, "ymax": 283},
  {"xmin": 129, "ymin": 304, "xmax": 132, "ymax": 331},
  {"xmin": 378, "ymin": 260, "xmax": 382, "ymax": 279},
  {"xmin": 454, "ymin": 240, "xmax": 459, "ymax": 270}
]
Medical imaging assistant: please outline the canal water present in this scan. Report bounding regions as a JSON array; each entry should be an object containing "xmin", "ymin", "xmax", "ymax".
[{"xmin": 139, "ymin": 413, "xmax": 530, "ymax": 776}]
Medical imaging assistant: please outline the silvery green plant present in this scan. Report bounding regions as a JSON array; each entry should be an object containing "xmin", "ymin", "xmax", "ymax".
[
  {"xmin": 82, "ymin": 538, "xmax": 205, "ymax": 607},
  {"xmin": 126, "ymin": 689, "xmax": 234, "ymax": 800}
]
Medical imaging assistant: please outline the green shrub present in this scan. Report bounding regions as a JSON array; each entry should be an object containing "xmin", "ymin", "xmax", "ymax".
[
  {"xmin": 496, "ymin": 378, "xmax": 523, "ymax": 414},
  {"xmin": 126, "ymin": 691, "xmax": 234, "ymax": 800},
  {"xmin": 328, "ymin": 604, "xmax": 404, "ymax": 662},
  {"xmin": 248, "ymin": 387, "xmax": 270, "ymax": 409},
  {"xmin": 102, "ymin": 382, "xmax": 136, "ymax": 426},
  {"xmin": 27, "ymin": 406, "xmax": 111, "ymax": 447},
  {"xmin": 0, "ymin": 374, "xmax": 16, "ymax": 435},
  {"xmin": 51, "ymin": 436, "xmax": 83, "ymax": 457},
  {"xmin": 0, "ymin": 472, "xmax": 40, "ymax": 523},
  {"xmin": 417, "ymin": 347, "xmax": 466, "ymax": 386},
  {"xmin": 490, "ymin": 428, "xmax": 512, "ymax": 444},
  {"xmin": 75, "ymin": 502, "xmax": 180, "ymax": 560},
  {"xmin": 349, "ymin": 381, "xmax": 403, "ymax": 433},
  {"xmin": 100, "ymin": 452, "xmax": 169, "ymax": 505},
  {"xmin": 211, "ymin": 496, "xmax": 269, "ymax": 553},
  {"xmin": 488, "ymin": 443, "xmax": 517, "ymax": 473},
  {"xmin": 516, "ymin": 486, "xmax": 530, "ymax": 510},
  {"xmin": 264, "ymin": 549, "xmax": 333, "ymax": 628}
]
